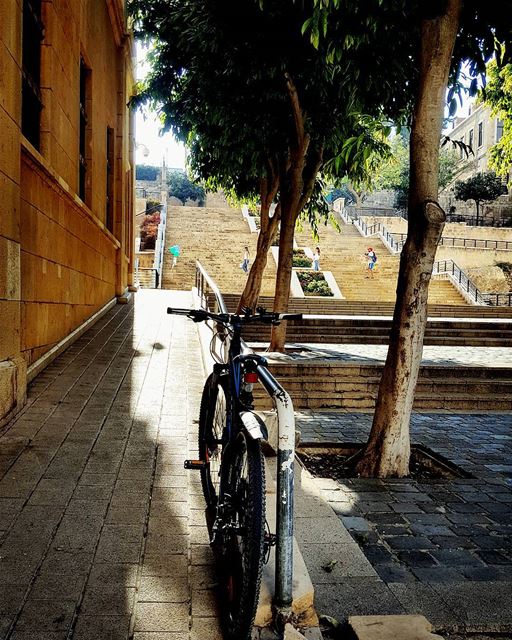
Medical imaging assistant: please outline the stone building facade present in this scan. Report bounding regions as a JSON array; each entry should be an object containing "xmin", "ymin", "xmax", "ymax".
[
  {"xmin": 441, "ymin": 103, "xmax": 511, "ymax": 224},
  {"xmin": 0, "ymin": 0, "xmax": 135, "ymax": 427}
]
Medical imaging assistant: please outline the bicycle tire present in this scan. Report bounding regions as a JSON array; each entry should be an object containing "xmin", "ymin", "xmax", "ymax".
[
  {"xmin": 198, "ymin": 373, "xmax": 231, "ymax": 509},
  {"xmin": 221, "ymin": 430, "xmax": 265, "ymax": 640}
]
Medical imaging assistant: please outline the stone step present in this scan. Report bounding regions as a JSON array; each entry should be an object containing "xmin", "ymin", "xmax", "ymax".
[
  {"xmin": 251, "ymin": 361, "xmax": 512, "ymax": 410},
  {"xmin": 220, "ymin": 294, "xmax": 512, "ymax": 317},
  {"xmin": 348, "ymin": 615, "xmax": 444, "ymax": 640}
]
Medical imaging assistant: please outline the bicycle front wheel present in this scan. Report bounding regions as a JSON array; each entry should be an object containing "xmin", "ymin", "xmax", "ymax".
[
  {"xmin": 198, "ymin": 373, "xmax": 231, "ymax": 509},
  {"xmin": 221, "ymin": 430, "xmax": 265, "ymax": 640}
]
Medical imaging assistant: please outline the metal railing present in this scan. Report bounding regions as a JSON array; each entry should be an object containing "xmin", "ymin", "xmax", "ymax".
[
  {"xmin": 433, "ymin": 260, "xmax": 512, "ymax": 306},
  {"xmin": 194, "ymin": 261, "xmax": 296, "ymax": 613},
  {"xmin": 137, "ymin": 267, "xmax": 159, "ymax": 289},
  {"xmin": 394, "ymin": 233, "xmax": 512, "ymax": 251},
  {"xmin": 152, "ymin": 201, "xmax": 167, "ymax": 288},
  {"xmin": 352, "ymin": 216, "xmax": 405, "ymax": 253}
]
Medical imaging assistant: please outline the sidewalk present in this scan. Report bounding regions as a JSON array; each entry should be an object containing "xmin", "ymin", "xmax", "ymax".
[
  {"xmin": 0, "ymin": 290, "xmax": 222, "ymax": 639},
  {"xmin": 295, "ymin": 410, "xmax": 512, "ymax": 634},
  {"xmin": 2, "ymin": 289, "xmax": 511, "ymax": 638}
]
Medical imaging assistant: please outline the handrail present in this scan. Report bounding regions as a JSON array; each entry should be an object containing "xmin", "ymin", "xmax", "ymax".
[
  {"xmin": 394, "ymin": 233, "xmax": 512, "ymax": 251},
  {"xmin": 195, "ymin": 260, "xmax": 229, "ymax": 314},
  {"xmin": 433, "ymin": 259, "xmax": 512, "ymax": 306},
  {"xmin": 194, "ymin": 261, "xmax": 296, "ymax": 616},
  {"xmin": 152, "ymin": 200, "xmax": 167, "ymax": 288},
  {"xmin": 352, "ymin": 216, "xmax": 405, "ymax": 253},
  {"xmin": 137, "ymin": 267, "xmax": 159, "ymax": 288}
]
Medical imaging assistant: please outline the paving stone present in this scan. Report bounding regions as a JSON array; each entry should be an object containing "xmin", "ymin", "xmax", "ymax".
[
  {"xmin": 411, "ymin": 567, "xmax": 465, "ymax": 582},
  {"xmin": 386, "ymin": 536, "xmax": 435, "ymax": 550},
  {"xmin": 15, "ymin": 600, "xmax": 75, "ymax": 632},
  {"xmin": 395, "ymin": 551, "xmax": 438, "ymax": 568},
  {"xmin": 29, "ymin": 572, "xmax": 86, "ymax": 601},
  {"xmin": 301, "ymin": 542, "xmax": 377, "ymax": 581},
  {"xmin": 431, "ymin": 550, "xmax": 485, "ymax": 567},
  {"xmin": 88, "ymin": 563, "xmax": 139, "ymax": 587},
  {"xmin": 81, "ymin": 586, "xmax": 136, "ymax": 615},
  {"xmin": 313, "ymin": 579, "xmax": 405, "ymax": 623},
  {"xmin": 374, "ymin": 564, "xmax": 417, "ymax": 583},
  {"xmin": 138, "ymin": 577, "xmax": 189, "ymax": 603},
  {"xmin": 189, "ymin": 617, "xmax": 223, "ymax": 640},
  {"xmin": 430, "ymin": 582, "xmax": 512, "ymax": 631},
  {"xmin": 134, "ymin": 602, "xmax": 189, "ymax": 632},
  {"xmin": 73, "ymin": 615, "xmax": 131, "ymax": 640}
]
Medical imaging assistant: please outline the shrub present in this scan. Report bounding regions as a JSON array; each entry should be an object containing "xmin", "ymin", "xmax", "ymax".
[
  {"xmin": 139, "ymin": 213, "xmax": 161, "ymax": 250},
  {"xmin": 297, "ymin": 271, "xmax": 334, "ymax": 296},
  {"xmin": 293, "ymin": 249, "xmax": 312, "ymax": 268}
]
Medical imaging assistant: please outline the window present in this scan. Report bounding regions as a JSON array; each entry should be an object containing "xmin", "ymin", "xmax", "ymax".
[
  {"xmin": 106, "ymin": 127, "xmax": 115, "ymax": 232},
  {"xmin": 468, "ymin": 129, "xmax": 474, "ymax": 151},
  {"xmin": 79, "ymin": 57, "xmax": 91, "ymax": 203},
  {"xmin": 478, "ymin": 122, "xmax": 483, "ymax": 147},
  {"xmin": 496, "ymin": 119, "xmax": 504, "ymax": 143},
  {"xmin": 22, "ymin": 0, "xmax": 44, "ymax": 148},
  {"xmin": 459, "ymin": 137, "xmax": 465, "ymax": 159}
]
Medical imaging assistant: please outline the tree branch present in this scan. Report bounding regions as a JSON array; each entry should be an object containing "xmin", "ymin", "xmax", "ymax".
[{"xmin": 285, "ymin": 71, "xmax": 306, "ymax": 147}]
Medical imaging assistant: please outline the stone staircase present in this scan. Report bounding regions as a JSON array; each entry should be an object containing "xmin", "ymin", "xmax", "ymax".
[
  {"xmin": 241, "ymin": 317, "xmax": 512, "ymax": 347},
  {"xmin": 220, "ymin": 294, "xmax": 512, "ymax": 318},
  {"xmin": 253, "ymin": 360, "xmax": 512, "ymax": 411},
  {"xmin": 161, "ymin": 205, "xmax": 276, "ymax": 296},
  {"xmin": 294, "ymin": 218, "xmax": 467, "ymax": 304}
]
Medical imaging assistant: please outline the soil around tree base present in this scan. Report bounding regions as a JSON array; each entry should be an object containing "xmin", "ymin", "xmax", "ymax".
[{"xmin": 297, "ymin": 443, "xmax": 472, "ymax": 480}]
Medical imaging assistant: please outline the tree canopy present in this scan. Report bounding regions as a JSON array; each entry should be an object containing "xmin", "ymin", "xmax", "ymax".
[
  {"xmin": 481, "ymin": 60, "xmax": 512, "ymax": 183},
  {"xmin": 136, "ymin": 164, "xmax": 160, "ymax": 181},
  {"xmin": 374, "ymin": 134, "xmax": 459, "ymax": 209},
  {"xmin": 167, "ymin": 169, "xmax": 205, "ymax": 205},
  {"xmin": 454, "ymin": 171, "xmax": 507, "ymax": 223}
]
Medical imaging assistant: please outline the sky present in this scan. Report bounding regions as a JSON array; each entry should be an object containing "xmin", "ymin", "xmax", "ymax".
[{"xmin": 134, "ymin": 43, "xmax": 186, "ymax": 170}]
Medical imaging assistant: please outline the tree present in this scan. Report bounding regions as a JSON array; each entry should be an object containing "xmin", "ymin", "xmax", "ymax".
[
  {"xmin": 129, "ymin": 0, "xmax": 397, "ymax": 339},
  {"xmin": 312, "ymin": 0, "xmax": 512, "ymax": 477},
  {"xmin": 136, "ymin": 164, "xmax": 159, "ymax": 181},
  {"xmin": 454, "ymin": 171, "xmax": 507, "ymax": 224},
  {"xmin": 481, "ymin": 60, "xmax": 512, "ymax": 183},
  {"xmin": 167, "ymin": 169, "xmax": 205, "ymax": 205}
]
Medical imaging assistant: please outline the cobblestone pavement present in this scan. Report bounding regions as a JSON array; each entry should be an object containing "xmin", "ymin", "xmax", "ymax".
[
  {"xmin": 0, "ymin": 291, "xmax": 224, "ymax": 640},
  {"xmin": 296, "ymin": 410, "xmax": 512, "ymax": 633}
]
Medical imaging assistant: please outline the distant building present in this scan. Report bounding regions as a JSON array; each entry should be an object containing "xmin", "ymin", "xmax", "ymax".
[
  {"xmin": 449, "ymin": 103, "xmax": 507, "ymax": 181},
  {"xmin": 0, "ymin": 0, "xmax": 135, "ymax": 427},
  {"xmin": 441, "ymin": 103, "xmax": 511, "ymax": 224}
]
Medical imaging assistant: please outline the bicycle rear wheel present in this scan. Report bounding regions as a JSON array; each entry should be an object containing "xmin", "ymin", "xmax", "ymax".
[
  {"xmin": 198, "ymin": 373, "xmax": 231, "ymax": 509},
  {"xmin": 221, "ymin": 430, "xmax": 265, "ymax": 640}
]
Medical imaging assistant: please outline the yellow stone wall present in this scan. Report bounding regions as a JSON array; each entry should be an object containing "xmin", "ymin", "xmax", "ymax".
[{"xmin": 0, "ymin": 0, "xmax": 135, "ymax": 426}]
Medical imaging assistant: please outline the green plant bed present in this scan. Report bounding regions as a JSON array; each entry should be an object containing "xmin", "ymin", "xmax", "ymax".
[
  {"xmin": 293, "ymin": 249, "xmax": 312, "ymax": 268},
  {"xmin": 297, "ymin": 271, "xmax": 334, "ymax": 296}
]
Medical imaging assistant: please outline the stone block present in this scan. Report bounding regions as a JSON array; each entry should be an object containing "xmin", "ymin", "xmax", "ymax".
[
  {"xmin": 349, "ymin": 615, "xmax": 444, "ymax": 640},
  {"xmin": 0, "ymin": 356, "xmax": 26, "ymax": 427}
]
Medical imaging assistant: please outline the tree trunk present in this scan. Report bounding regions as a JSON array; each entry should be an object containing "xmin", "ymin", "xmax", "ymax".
[
  {"xmin": 269, "ymin": 202, "xmax": 297, "ymax": 351},
  {"xmin": 236, "ymin": 207, "xmax": 279, "ymax": 313},
  {"xmin": 476, "ymin": 200, "xmax": 480, "ymax": 225},
  {"xmin": 357, "ymin": 0, "xmax": 462, "ymax": 478}
]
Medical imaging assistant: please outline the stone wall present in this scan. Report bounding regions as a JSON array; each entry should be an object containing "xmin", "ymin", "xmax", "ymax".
[{"xmin": 0, "ymin": 0, "xmax": 135, "ymax": 427}]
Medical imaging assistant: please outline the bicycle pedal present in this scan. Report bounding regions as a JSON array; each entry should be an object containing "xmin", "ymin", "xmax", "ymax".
[{"xmin": 184, "ymin": 459, "xmax": 207, "ymax": 470}]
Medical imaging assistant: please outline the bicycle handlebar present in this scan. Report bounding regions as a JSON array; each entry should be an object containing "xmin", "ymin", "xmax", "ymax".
[{"xmin": 166, "ymin": 307, "xmax": 302, "ymax": 326}]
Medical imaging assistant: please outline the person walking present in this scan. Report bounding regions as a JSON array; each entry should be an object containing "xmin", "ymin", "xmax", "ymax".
[
  {"xmin": 240, "ymin": 246, "xmax": 250, "ymax": 273},
  {"xmin": 312, "ymin": 246, "xmax": 321, "ymax": 271},
  {"xmin": 365, "ymin": 247, "xmax": 377, "ymax": 278}
]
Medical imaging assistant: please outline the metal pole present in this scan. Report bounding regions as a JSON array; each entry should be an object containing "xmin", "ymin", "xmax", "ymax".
[{"xmin": 256, "ymin": 366, "xmax": 295, "ymax": 612}]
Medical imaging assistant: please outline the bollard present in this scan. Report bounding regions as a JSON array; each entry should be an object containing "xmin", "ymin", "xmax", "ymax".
[{"xmin": 257, "ymin": 366, "xmax": 296, "ymax": 615}]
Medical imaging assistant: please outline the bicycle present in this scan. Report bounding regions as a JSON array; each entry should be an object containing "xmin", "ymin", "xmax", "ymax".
[{"xmin": 166, "ymin": 306, "xmax": 302, "ymax": 640}]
